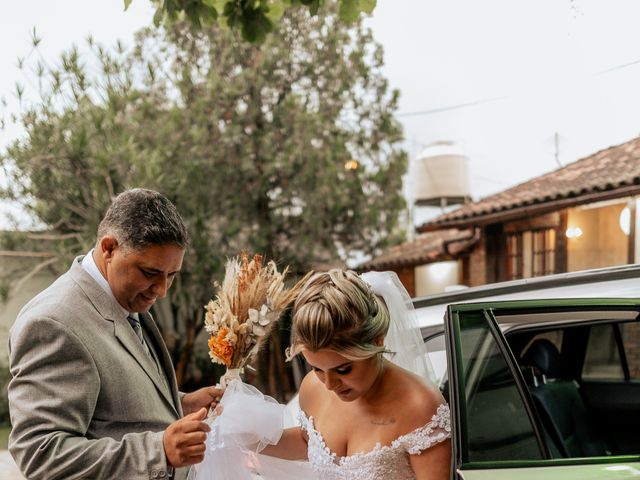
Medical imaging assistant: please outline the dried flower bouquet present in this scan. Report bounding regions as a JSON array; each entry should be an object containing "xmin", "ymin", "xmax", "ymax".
[{"xmin": 204, "ymin": 253, "xmax": 303, "ymax": 385}]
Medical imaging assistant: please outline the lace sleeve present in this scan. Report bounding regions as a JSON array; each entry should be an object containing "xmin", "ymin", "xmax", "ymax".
[
  {"xmin": 297, "ymin": 409, "xmax": 311, "ymax": 431},
  {"xmin": 396, "ymin": 404, "xmax": 451, "ymax": 455}
]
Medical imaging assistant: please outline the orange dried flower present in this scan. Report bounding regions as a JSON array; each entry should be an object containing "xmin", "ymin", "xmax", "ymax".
[{"xmin": 208, "ymin": 327, "xmax": 233, "ymax": 367}]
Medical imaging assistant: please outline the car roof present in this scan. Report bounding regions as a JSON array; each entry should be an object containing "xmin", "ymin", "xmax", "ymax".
[{"xmin": 414, "ymin": 263, "xmax": 640, "ymax": 335}]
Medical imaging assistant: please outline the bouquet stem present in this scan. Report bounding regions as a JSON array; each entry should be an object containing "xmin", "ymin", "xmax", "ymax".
[{"xmin": 220, "ymin": 368, "xmax": 242, "ymax": 388}]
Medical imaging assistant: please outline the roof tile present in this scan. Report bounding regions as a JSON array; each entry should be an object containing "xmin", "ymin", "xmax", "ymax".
[
  {"xmin": 358, "ymin": 228, "xmax": 478, "ymax": 270},
  {"xmin": 421, "ymin": 136, "xmax": 640, "ymax": 228}
]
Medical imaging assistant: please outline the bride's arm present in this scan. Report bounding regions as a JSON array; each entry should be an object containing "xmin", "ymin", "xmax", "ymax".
[
  {"xmin": 260, "ymin": 427, "xmax": 308, "ymax": 460},
  {"xmin": 410, "ymin": 438, "xmax": 451, "ymax": 480},
  {"xmin": 259, "ymin": 372, "xmax": 319, "ymax": 460},
  {"xmin": 405, "ymin": 383, "xmax": 452, "ymax": 480}
]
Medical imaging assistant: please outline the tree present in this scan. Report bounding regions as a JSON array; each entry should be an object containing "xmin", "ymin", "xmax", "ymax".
[
  {"xmin": 128, "ymin": 0, "xmax": 377, "ymax": 43},
  {"xmin": 1, "ymin": 7, "xmax": 407, "ymax": 396}
]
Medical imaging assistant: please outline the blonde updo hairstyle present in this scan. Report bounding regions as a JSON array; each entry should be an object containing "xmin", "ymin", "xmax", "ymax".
[{"xmin": 286, "ymin": 269, "xmax": 391, "ymax": 361}]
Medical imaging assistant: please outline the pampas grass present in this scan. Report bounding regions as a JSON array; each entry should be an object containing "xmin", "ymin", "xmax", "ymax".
[{"xmin": 204, "ymin": 253, "xmax": 306, "ymax": 369}]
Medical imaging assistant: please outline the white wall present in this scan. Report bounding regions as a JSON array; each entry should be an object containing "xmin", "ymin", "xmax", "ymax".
[{"xmin": 415, "ymin": 260, "xmax": 460, "ymax": 297}]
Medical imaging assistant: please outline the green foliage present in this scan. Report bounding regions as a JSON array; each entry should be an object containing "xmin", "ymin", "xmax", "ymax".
[
  {"xmin": 0, "ymin": 284, "xmax": 8, "ymax": 303},
  {"xmin": 0, "ymin": 426, "xmax": 9, "ymax": 449},
  {"xmin": 0, "ymin": 364, "xmax": 10, "ymax": 426},
  {"xmin": 1, "ymin": 8, "xmax": 406, "ymax": 388},
  {"xmin": 127, "ymin": 0, "xmax": 376, "ymax": 43}
]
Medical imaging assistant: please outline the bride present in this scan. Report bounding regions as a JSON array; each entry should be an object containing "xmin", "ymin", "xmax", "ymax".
[{"xmin": 195, "ymin": 270, "xmax": 450, "ymax": 480}]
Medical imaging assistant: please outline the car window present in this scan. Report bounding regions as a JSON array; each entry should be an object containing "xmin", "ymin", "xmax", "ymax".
[
  {"xmin": 505, "ymin": 312, "xmax": 640, "ymax": 459},
  {"xmin": 520, "ymin": 330, "xmax": 563, "ymax": 358},
  {"xmin": 457, "ymin": 310, "xmax": 543, "ymax": 463},
  {"xmin": 424, "ymin": 333, "xmax": 447, "ymax": 387},
  {"xmin": 583, "ymin": 324, "xmax": 624, "ymax": 380},
  {"xmin": 621, "ymin": 322, "xmax": 640, "ymax": 379}
]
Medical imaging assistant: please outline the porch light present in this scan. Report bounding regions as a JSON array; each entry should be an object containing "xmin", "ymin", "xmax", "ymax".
[
  {"xmin": 565, "ymin": 227, "xmax": 583, "ymax": 239},
  {"xmin": 428, "ymin": 262, "xmax": 454, "ymax": 280},
  {"xmin": 344, "ymin": 159, "xmax": 359, "ymax": 170},
  {"xmin": 619, "ymin": 206, "xmax": 631, "ymax": 236}
]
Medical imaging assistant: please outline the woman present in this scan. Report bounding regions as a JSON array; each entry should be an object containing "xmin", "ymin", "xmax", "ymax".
[
  {"xmin": 261, "ymin": 269, "xmax": 451, "ymax": 479},
  {"xmin": 195, "ymin": 270, "xmax": 451, "ymax": 480}
]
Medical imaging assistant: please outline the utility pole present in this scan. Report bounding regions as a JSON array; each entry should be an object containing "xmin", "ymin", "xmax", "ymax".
[{"xmin": 554, "ymin": 132, "xmax": 563, "ymax": 168}]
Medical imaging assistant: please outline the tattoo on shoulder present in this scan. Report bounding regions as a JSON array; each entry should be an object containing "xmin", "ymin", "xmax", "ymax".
[{"xmin": 370, "ymin": 417, "xmax": 396, "ymax": 425}]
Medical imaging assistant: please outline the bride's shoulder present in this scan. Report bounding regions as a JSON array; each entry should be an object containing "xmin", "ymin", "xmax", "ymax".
[
  {"xmin": 298, "ymin": 370, "xmax": 326, "ymax": 412},
  {"xmin": 391, "ymin": 367, "xmax": 446, "ymax": 428}
]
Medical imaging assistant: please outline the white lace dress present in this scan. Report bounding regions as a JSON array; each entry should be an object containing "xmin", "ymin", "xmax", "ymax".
[{"xmin": 299, "ymin": 404, "xmax": 451, "ymax": 480}]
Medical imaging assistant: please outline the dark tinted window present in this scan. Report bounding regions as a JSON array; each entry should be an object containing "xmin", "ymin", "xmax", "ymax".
[
  {"xmin": 457, "ymin": 310, "xmax": 543, "ymax": 462},
  {"xmin": 621, "ymin": 322, "xmax": 640, "ymax": 379},
  {"xmin": 583, "ymin": 324, "xmax": 623, "ymax": 380}
]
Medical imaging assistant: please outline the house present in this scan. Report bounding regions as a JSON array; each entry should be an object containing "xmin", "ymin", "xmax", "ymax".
[{"xmin": 360, "ymin": 137, "xmax": 640, "ymax": 297}]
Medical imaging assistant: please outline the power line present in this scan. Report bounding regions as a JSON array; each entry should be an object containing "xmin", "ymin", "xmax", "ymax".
[
  {"xmin": 396, "ymin": 58, "xmax": 640, "ymax": 119},
  {"xmin": 596, "ymin": 58, "xmax": 640, "ymax": 75},
  {"xmin": 396, "ymin": 96, "xmax": 509, "ymax": 118}
]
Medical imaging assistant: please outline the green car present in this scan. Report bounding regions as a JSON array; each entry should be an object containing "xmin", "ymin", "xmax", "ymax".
[{"xmin": 426, "ymin": 296, "xmax": 640, "ymax": 480}]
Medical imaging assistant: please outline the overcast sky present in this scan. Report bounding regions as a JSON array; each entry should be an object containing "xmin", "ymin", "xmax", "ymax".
[
  {"xmin": 2, "ymin": 0, "xmax": 640, "ymax": 227},
  {"xmin": 364, "ymin": 1, "xmax": 640, "ymax": 198}
]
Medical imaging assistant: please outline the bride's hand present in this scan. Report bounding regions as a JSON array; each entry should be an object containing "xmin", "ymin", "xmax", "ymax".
[{"xmin": 181, "ymin": 386, "xmax": 224, "ymax": 415}]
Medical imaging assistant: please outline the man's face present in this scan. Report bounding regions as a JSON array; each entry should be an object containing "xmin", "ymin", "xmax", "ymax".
[{"xmin": 100, "ymin": 238, "xmax": 185, "ymax": 313}]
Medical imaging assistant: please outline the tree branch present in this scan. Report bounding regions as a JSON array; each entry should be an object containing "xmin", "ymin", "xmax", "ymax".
[
  {"xmin": 26, "ymin": 233, "xmax": 82, "ymax": 241},
  {"xmin": 0, "ymin": 250, "xmax": 56, "ymax": 257},
  {"xmin": 11, "ymin": 256, "xmax": 58, "ymax": 293}
]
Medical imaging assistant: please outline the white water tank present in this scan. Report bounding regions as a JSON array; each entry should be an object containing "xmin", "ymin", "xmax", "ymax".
[{"xmin": 411, "ymin": 141, "xmax": 471, "ymax": 207}]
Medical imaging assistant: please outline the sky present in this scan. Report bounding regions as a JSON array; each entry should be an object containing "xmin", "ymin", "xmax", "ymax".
[
  {"xmin": 364, "ymin": 1, "xmax": 640, "ymax": 199},
  {"xmin": 2, "ymin": 0, "xmax": 640, "ymax": 228}
]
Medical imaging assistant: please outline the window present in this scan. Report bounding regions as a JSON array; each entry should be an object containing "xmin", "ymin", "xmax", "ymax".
[
  {"xmin": 457, "ymin": 310, "xmax": 543, "ymax": 462},
  {"xmin": 620, "ymin": 322, "xmax": 640, "ymax": 379},
  {"xmin": 507, "ymin": 228, "xmax": 556, "ymax": 280},
  {"xmin": 424, "ymin": 333, "xmax": 448, "ymax": 389},
  {"xmin": 520, "ymin": 330, "xmax": 563, "ymax": 360},
  {"xmin": 583, "ymin": 324, "xmax": 624, "ymax": 380}
]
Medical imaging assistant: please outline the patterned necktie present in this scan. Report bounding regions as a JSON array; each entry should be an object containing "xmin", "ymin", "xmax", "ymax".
[
  {"xmin": 127, "ymin": 314, "xmax": 166, "ymax": 381},
  {"xmin": 127, "ymin": 314, "xmax": 151, "ymax": 357}
]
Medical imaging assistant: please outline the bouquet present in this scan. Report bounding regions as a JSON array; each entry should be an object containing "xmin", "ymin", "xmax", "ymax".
[
  {"xmin": 190, "ymin": 253, "xmax": 314, "ymax": 480},
  {"xmin": 204, "ymin": 252, "xmax": 302, "ymax": 387}
]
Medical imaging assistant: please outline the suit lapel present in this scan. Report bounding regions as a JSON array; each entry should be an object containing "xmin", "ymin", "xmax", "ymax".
[
  {"xmin": 113, "ymin": 318, "xmax": 178, "ymax": 415},
  {"xmin": 140, "ymin": 312, "xmax": 183, "ymax": 416}
]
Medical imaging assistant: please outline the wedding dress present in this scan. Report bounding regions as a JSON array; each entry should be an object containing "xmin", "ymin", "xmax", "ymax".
[
  {"xmin": 190, "ymin": 271, "xmax": 450, "ymax": 480},
  {"xmin": 301, "ymin": 405, "xmax": 450, "ymax": 480}
]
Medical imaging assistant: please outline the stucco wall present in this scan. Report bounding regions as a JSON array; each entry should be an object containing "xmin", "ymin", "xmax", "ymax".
[{"xmin": 566, "ymin": 203, "xmax": 629, "ymax": 272}]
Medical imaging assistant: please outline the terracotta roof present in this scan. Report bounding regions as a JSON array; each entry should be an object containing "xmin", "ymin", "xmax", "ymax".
[
  {"xmin": 357, "ymin": 228, "xmax": 479, "ymax": 270},
  {"xmin": 419, "ymin": 137, "xmax": 640, "ymax": 231}
]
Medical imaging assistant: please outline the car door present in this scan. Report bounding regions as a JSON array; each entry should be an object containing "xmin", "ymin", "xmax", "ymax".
[
  {"xmin": 579, "ymin": 321, "xmax": 640, "ymax": 454},
  {"xmin": 444, "ymin": 299, "xmax": 640, "ymax": 480}
]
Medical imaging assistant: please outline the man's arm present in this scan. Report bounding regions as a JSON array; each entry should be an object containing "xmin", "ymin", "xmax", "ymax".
[{"xmin": 8, "ymin": 316, "xmax": 178, "ymax": 479}]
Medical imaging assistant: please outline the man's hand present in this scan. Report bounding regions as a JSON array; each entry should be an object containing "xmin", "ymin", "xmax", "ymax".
[
  {"xmin": 163, "ymin": 408, "xmax": 211, "ymax": 468},
  {"xmin": 181, "ymin": 386, "xmax": 224, "ymax": 416}
]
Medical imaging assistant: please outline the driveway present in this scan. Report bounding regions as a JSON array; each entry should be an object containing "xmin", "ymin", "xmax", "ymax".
[{"xmin": 0, "ymin": 450, "xmax": 24, "ymax": 480}]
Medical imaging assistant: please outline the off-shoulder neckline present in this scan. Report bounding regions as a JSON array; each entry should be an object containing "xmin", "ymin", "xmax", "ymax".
[{"xmin": 300, "ymin": 404, "xmax": 450, "ymax": 464}]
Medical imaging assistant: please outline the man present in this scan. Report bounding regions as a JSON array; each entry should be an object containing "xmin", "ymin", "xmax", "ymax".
[{"xmin": 8, "ymin": 188, "xmax": 222, "ymax": 479}]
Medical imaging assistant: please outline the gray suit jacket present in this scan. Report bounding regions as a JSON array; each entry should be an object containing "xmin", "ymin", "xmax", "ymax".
[{"xmin": 8, "ymin": 256, "xmax": 188, "ymax": 479}]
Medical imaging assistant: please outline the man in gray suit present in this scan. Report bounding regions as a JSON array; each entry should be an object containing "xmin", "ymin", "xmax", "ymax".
[{"xmin": 8, "ymin": 188, "xmax": 222, "ymax": 479}]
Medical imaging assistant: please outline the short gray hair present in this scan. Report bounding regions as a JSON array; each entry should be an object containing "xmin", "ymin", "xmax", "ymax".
[{"xmin": 97, "ymin": 188, "xmax": 189, "ymax": 250}]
